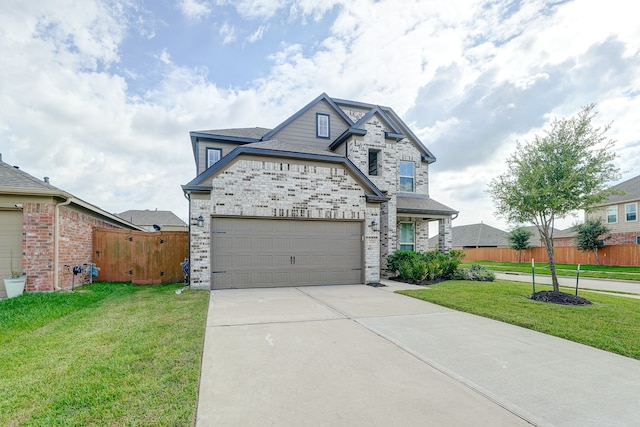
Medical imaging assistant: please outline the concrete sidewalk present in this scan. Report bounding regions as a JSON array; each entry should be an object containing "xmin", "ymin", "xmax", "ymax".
[
  {"xmin": 494, "ymin": 272, "xmax": 640, "ymax": 296},
  {"xmin": 197, "ymin": 284, "xmax": 640, "ymax": 426}
]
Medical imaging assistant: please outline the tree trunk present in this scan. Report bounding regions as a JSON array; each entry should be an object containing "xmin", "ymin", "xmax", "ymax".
[
  {"xmin": 594, "ymin": 248, "xmax": 600, "ymax": 265},
  {"xmin": 518, "ymin": 250, "xmax": 522, "ymax": 263},
  {"xmin": 542, "ymin": 237, "xmax": 560, "ymax": 292}
]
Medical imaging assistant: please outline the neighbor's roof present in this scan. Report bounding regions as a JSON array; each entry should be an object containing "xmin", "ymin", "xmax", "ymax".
[
  {"xmin": 428, "ymin": 223, "xmax": 509, "ymax": 248},
  {"xmin": 591, "ymin": 174, "xmax": 640, "ymax": 207},
  {"xmin": 0, "ymin": 160, "xmax": 62, "ymax": 194},
  {"xmin": 118, "ymin": 210, "xmax": 186, "ymax": 227},
  {"xmin": 0, "ymin": 158, "xmax": 143, "ymax": 231},
  {"xmin": 191, "ymin": 127, "xmax": 270, "ymax": 140}
]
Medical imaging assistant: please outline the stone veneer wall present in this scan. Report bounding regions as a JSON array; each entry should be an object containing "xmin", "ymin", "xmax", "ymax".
[
  {"xmin": 23, "ymin": 202, "xmax": 119, "ymax": 292},
  {"xmin": 345, "ymin": 117, "xmax": 434, "ymax": 274},
  {"xmin": 188, "ymin": 155, "xmax": 381, "ymax": 288}
]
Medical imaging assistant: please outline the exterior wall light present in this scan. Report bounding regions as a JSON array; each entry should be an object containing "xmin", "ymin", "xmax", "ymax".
[
  {"xmin": 197, "ymin": 215, "xmax": 204, "ymax": 227},
  {"xmin": 371, "ymin": 220, "xmax": 379, "ymax": 232}
]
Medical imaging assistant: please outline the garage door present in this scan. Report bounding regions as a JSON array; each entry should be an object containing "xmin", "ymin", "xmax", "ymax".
[
  {"xmin": 1, "ymin": 210, "xmax": 23, "ymax": 298},
  {"xmin": 211, "ymin": 218, "xmax": 363, "ymax": 289}
]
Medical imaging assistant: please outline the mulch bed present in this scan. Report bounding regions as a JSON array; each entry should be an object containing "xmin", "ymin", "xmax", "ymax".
[
  {"xmin": 389, "ymin": 277, "xmax": 447, "ymax": 286},
  {"xmin": 528, "ymin": 291, "xmax": 592, "ymax": 305}
]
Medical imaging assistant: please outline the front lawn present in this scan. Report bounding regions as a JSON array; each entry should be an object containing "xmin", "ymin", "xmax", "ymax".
[
  {"xmin": 0, "ymin": 282, "xmax": 209, "ymax": 426},
  {"xmin": 460, "ymin": 261, "xmax": 640, "ymax": 281},
  {"xmin": 399, "ymin": 280, "xmax": 640, "ymax": 360}
]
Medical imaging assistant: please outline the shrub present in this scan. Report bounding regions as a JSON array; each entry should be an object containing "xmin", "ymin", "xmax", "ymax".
[
  {"xmin": 387, "ymin": 249, "xmax": 465, "ymax": 282},
  {"xmin": 454, "ymin": 264, "xmax": 496, "ymax": 282}
]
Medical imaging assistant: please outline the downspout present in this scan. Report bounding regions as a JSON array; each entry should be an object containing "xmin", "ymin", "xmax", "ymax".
[{"xmin": 54, "ymin": 197, "xmax": 72, "ymax": 290}]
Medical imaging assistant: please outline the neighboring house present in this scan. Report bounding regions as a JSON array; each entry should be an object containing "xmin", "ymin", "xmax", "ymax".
[
  {"xmin": 585, "ymin": 174, "xmax": 640, "ymax": 245},
  {"xmin": 118, "ymin": 209, "xmax": 187, "ymax": 232},
  {"xmin": 553, "ymin": 228, "xmax": 578, "ymax": 247},
  {"xmin": 428, "ymin": 223, "xmax": 509, "ymax": 249},
  {"xmin": 182, "ymin": 93, "xmax": 458, "ymax": 289},
  {"xmin": 0, "ymin": 156, "xmax": 142, "ymax": 297},
  {"xmin": 520, "ymin": 225, "xmax": 563, "ymax": 247}
]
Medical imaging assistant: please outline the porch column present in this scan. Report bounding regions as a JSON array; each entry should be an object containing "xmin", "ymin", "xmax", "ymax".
[{"xmin": 438, "ymin": 217, "xmax": 453, "ymax": 253}]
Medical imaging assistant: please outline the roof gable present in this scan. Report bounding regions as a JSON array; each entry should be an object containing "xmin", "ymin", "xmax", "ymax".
[
  {"xmin": 262, "ymin": 93, "xmax": 353, "ymax": 142},
  {"xmin": 592, "ymin": 174, "xmax": 640, "ymax": 207}
]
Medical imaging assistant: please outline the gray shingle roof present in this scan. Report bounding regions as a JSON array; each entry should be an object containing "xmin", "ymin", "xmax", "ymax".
[
  {"xmin": 592, "ymin": 174, "xmax": 640, "ymax": 206},
  {"xmin": 194, "ymin": 127, "xmax": 271, "ymax": 140},
  {"xmin": 0, "ymin": 160, "xmax": 62, "ymax": 193},
  {"xmin": 118, "ymin": 210, "xmax": 186, "ymax": 227},
  {"xmin": 396, "ymin": 194, "xmax": 458, "ymax": 215},
  {"xmin": 244, "ymin": 140, "xmax": 343, "ymax": 157},
  {"xmin": 428, "ymin": 223, "xmax": 509, "ymax": 248}
]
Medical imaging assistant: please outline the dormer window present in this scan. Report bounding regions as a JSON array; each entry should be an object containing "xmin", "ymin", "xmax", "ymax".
[
  {"xmin": 316, "ymin": 113, "xmax": 330, "ymax": 139},
  {"xmin": 207, "ymin": 147, "xmax": 222, "ymax": 168},
  {"xmin": 399, "ymin": 161, "xmax": 414, "ymax": 192}
]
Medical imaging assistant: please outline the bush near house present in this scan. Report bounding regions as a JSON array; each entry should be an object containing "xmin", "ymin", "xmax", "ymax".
[{"xmin": 387, "ymin": 250, "xmax": 466, "ymax": 283}]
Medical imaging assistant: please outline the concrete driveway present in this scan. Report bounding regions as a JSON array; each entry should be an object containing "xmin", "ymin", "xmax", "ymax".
[{"xmin": 196, "ymin": 283, "xmax": 640, "ymax": 426}]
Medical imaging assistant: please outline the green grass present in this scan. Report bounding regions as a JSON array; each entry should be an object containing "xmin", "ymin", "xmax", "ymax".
[
  {"xmin": 461, "ymin": 260, "xmax": 640, "ymax": 281},
  {"xmin": 399, "ymin": 280, "xmax": 640, "ymax": 360},
  {"xmin": 0, "ymin": 282, "xmax": 209, "ymax": 427}
]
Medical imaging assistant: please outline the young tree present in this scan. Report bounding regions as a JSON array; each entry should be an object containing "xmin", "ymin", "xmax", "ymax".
[
  {"xmin": 508, "ymin": 226, "xmax": 534, "ymax": 263},
  {"xmin": 488, "ymin": 104, "xmax": 620, "ymax": 291},
  {"xmin": 573, "ymin": 219, "xmax": 610, "ymax": 265}
]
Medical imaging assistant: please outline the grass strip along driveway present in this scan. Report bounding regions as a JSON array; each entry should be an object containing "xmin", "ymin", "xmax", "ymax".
[
  {"xmin": 0, "ymin": 282, "xmax": 208, "ymax": 427},
  {"xmin": 399, "ymin": 280, "xmax": 640, "ymax": 360},
  {"xmin": 461, "ymin": 261, "xmax": 640, "ymax": 281}
]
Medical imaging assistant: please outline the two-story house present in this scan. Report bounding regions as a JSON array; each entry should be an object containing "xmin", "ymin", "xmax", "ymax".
[
  {"xmin": 585, "ymin": 174, "xmax": 640, "ymax": 245},
  {"xmin": 182, "ymin": 93, "xmax": 458, "ymax": 290}
]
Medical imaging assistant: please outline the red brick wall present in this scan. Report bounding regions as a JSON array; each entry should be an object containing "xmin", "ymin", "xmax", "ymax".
[
  {"xmin": 24, "ymin": 202, "xmax": 54, "ymax": 292},
  {"xmin": 607, "ymin": 232, "xmax": 640, "ymax": 245},
  {"xmin": 23, "ymin": 202, "xmax": 121, "ymax": 292}
]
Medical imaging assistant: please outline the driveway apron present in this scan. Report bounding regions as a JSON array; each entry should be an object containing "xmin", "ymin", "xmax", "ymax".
[{"xmin": 196, "ymin": 284, "xmax": 640, "ymax": 426}]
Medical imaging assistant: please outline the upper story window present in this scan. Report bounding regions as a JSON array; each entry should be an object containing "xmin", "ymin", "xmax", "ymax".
[
  {"xmin": 625, "ymin": 203, "xmax": 637, "ymax": 222},
  {"xmin": 399, "ymin": 161, "xmax": 415, "ymax": 192},
  {"xmin": 637, "ymin": 236, "xmax": 640, "ymax": 245},
  {"xmin": 368, "ymin": 149, "xmax": 380, "ymax": 176},
  {"xmin": 606, "ymin": 205, "xmax": 617, "ymax": 223},
  {"xmin": 316, "ymin": 113, "xmax": 330, "ymax": 139},
  {"xmin": 206, "ymin": 147, "xmax": 222, "ymax": 168}
]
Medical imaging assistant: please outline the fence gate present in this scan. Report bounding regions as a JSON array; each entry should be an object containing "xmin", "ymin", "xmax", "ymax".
[{"xmin": 93, "ymin": 228, "xmax": 188, "ymax": 284}]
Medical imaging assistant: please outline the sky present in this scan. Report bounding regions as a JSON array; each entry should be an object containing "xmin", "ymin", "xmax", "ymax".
[{"xmin": 1, "ymin": 0, "xmax": 639, "ymax": 233}]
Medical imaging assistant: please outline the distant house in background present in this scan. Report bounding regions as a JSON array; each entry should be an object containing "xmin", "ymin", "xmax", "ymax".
[
  {"xmin": 0, "ymin": 156, "xmax": 142, "ymax": 297},
  {"xmin": 585, "ymin": 174, "xmax": 640, "ymax": 245},
  {"xmin": 520, "ymin": 225, "xmax": 564, "ymax": 247},
  {"xmin": 429, "ymin": 223, "xmax": 508, "ymax": 249},
  {"xmin": 118, "ymin": 209, "xmax": 187, "ymax": 232},
  {"xmin": 553, "ymin": 227, "xmax": 578, "ymax": 247}
]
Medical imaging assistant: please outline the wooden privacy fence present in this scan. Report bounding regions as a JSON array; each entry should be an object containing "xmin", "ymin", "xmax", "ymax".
[
  {"xmin": 93, "ymin": 228, "xmax": 188, "ymax": 284},
  {"xmin": 463, "ymin": 245, "xmax": 640, "ymax": 266}
]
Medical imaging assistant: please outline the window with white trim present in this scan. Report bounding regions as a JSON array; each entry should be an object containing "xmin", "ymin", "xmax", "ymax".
[
  {"xmin": 206, "ymin": 148, "xmax": 222, "ymax": 168},
  {"xmin": 399, "ymin": 222, "xmax": 415, "ymax": 251},
  {"xmin": 316, "ymin": 113, "xmax": 330, "ymax": 138},
  {"xmin": 625, "ymin": 203, "xmax": 637, "ymax": 222},
  {"xmin": 606, "ymin": 206, "xmax": 617, "ymax": 223},
  {"xmin": 399, "ymin": 161, "xmax": 415, "ymax": 192}
]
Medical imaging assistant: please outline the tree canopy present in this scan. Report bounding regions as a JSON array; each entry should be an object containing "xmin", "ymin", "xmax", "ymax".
[
  {"xmin": 488, "ymin": 104, "xmax": 619, "ymax": 291},
  {"xmin": 508, "ymin": 226, "xmax": 534, "ymax": 263},
  {"xmin": 574, "ymin": 219, "xmax": 610, "ymax": 265}
]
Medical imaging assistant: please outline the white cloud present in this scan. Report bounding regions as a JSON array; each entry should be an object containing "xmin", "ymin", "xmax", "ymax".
[
  {"xmin": 178, "ymin": 0, "xmax": 212, "ymax": 21},
  {"xmin": 219, "ymin": 21, "xmax": 236, "ymax": 44},
  {"xmin": 246, "ymin": 25, "xmax": 267, "ymax": 43}
]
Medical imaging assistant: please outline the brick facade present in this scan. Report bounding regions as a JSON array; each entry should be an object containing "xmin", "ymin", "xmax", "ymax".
[
  {"xmin": 189, "ymin": 156, "xmax": 381, "ymax": 288},
  {"xmin": 22, "ymin": 202, "xmax": 119, "ymax": 292},
  {"xmin": 606, "ymin": 232, "xmax": 640, "ymax": 245}
]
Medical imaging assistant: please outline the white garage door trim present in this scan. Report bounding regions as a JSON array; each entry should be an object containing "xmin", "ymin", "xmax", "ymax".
[{"xmin": 210, "ymin": 217, "xmax": 363, "ymax": 289}]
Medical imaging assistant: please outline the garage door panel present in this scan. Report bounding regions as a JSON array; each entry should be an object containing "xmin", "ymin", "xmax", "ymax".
[{"xmin": 211, "ymin": 218, "xmax": 363, "ymax": 289}]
